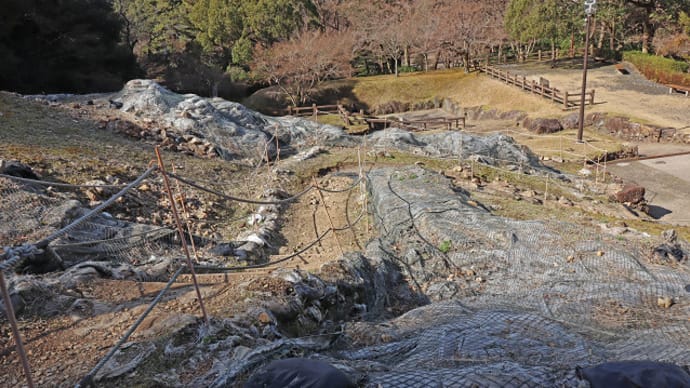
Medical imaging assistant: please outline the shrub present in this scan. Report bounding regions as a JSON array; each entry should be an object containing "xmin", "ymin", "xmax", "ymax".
[
  {"xmin": 623, "ymin": 51, "xmax": 690, "ymax": 87},
  {"xmin": 398, "ymin": 65, "xmax": 419, "ymax": 74}
]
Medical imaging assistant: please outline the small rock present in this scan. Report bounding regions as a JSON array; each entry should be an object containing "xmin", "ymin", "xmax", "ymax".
[
  {"xmin": 662, "ymin": 229, "xmax": 677, "ymax": 243},
  {"xmin": 596, "ymin": 251, "xmax": 605, "ymax": 257},
  {"xmin": 578, "ymin": 168, "xmax": 592, "ymax": 177},
  {"xmin": 558, "ymin": 196, "xmax": 574, "ymax": 207},
  {"xmin": 257, "ymin": 311, "xmax": 274, "ymax": 324},
  {"xmin": 657, "ymin": 296, "xmax": 674, "ymax": 309}
]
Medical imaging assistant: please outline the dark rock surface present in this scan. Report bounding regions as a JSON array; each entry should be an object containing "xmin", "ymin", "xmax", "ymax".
[{"xmin": 0, "ymin": 160, "xmax": 40, "ymax": 180}]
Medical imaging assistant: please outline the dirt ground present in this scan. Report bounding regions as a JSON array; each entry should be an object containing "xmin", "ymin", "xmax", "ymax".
[
  {"xmin": 505, "ymin": 61, "xmax": 690, "ymax": 226},
  {"xmin": 499, "ymin": 60, "xmax": 690, "ymax": 131},
  {"xmin": 2, "ymin": 60, "xmax": 690, "ymax": 386}
]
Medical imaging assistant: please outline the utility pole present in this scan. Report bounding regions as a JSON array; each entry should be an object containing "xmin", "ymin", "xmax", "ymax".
[{"xmin": 577, "ymin": 0, "xmax": 596, "ymax": 143}]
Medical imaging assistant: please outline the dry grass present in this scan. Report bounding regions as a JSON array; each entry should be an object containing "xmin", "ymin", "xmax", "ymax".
[
  {"xmin": 351, "ymin": 69, "xmax": 471, "ymax": 106},
  {"xmin": 349, "ymin": 70, "xmax": 564, "ymax": 117},
  {"xmin": 509, "ymin": 128, "xmax": 625, "ymax": 160}
]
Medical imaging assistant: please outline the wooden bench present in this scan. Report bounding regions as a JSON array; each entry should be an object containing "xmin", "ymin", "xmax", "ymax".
[
  {"xmin": 614, "ymin": 64, "xmax": 629, "ymax": 75},
  {"xmin": 667, "ymin": 84, "xmax": 690, "ymax": 96}
]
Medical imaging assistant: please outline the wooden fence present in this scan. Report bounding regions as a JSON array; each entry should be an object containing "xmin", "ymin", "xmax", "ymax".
[
  {"xmin": 364, "ymin": 116, "xmax": 465, "ymax": 132},
  {"xmin": 482, "ymin": 65, "xmax": 595, "ymax": 109},
  {"xmin": 286, "ymin": 103, "xmax": 341, "ymax": 118},
  {"xmin": 286, "ymin": 103, "xmax": 466, "ymax": 132}
]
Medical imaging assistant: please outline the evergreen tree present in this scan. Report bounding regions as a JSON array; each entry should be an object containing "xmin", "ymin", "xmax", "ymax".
[{"xmin": 0, "ymin": 0, "xmax": 140, "ymax": 93}]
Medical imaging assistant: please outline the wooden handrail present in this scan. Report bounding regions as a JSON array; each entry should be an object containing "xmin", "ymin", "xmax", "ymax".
[{"xmin": 481, "ymin": 65, "xmax": 594, "ymax": 108}]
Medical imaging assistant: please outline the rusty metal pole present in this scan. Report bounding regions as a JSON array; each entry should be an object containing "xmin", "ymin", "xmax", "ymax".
[
  {"xmin": 154, "ymin": 147, "xmax": 209, "ymax": 324},
  {"xmin": 0, "ymin": 271, "xmax": 35, "ymax": 388},
  {"xmin": 577, "ymin": 4, "xmax": 595, "ymax": 143}
]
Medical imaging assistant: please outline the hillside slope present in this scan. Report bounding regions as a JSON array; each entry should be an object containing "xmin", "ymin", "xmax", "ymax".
[{"xmin": 1, "ymin": 83, "xmax": 689, "ymax": 387}]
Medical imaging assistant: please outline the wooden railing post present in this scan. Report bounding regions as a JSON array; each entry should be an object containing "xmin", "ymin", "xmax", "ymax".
[
  {"xmin": 589, "ymin": 89, "xmax": 595, "ymax": 105},
  {"xmin": 538, "ymin": 50, "xmax": 542, "ymax": 62},
  {"xmin": 312, "ymin": 103, "xmax": 317, "ymax": 120},
  {"xmin": 564, "ymin": 92, "xmax": 569, "ymax": 109}
]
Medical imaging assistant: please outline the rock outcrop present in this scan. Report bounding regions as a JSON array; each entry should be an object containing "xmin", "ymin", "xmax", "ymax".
[{"xmin": 111, "ymin": 80, "xmax": 358, "ymax": 163}]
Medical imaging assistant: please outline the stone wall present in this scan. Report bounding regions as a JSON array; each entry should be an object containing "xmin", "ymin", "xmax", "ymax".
[{"xmin": 442, "ymin": 97, "xmax": 690, "ymax": 144}]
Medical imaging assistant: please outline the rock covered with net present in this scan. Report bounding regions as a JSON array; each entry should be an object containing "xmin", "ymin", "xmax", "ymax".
[{"xmin": 206, "ymin": 166, "xmax": 689, "ymax": 387}]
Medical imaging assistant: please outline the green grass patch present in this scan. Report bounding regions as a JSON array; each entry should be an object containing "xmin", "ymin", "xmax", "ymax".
[{"xmin": 438, "ymin": 240, "xmax": 452, "ymax": 253}]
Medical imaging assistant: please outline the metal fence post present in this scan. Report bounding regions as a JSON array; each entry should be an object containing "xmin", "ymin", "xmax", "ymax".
[
  {"xmin": 154, "ymin": 147, "xmax": 209, "ymax": 324},
  {"xmin": 0, "ymin": 270, "xmax": 35, "ymax": 388}
]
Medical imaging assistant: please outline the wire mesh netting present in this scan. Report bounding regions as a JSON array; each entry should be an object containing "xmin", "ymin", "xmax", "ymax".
[
  {"xmin": 2, "ymin": 149, "xmax": 689, "ymax": 387},
  {"xmin": 323, "ymin": 165, "xmax": 690, "ymax": 387}
]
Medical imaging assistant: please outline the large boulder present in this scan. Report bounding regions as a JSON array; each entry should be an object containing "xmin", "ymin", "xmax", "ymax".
[
  {"xmin": 614, "ymin": 184, "xmax": 645, "ymax": 204},
  {"xmin": 366, "ymin": 129, "xmax": 543, "ymax": 169},
  {"xmin": 523, "ymin": 117, "xmax": 563, "ymax": 134},
  {"xmin": 110, "ymin": 80, "xmax": 354, "ymax": 163}
]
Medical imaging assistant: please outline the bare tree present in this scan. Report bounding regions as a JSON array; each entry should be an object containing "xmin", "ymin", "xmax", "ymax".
[{"xmin": 252, "ymin": 30, "xmax": 354, "ymax": 105}]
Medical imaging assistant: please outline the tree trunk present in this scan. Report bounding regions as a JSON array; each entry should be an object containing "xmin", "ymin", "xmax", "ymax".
[
  {"xmin": 211, "ymin": 80, "xmax": 220, "ymax": 97},
  {"xmin": 433, "ymin": 49, "xmax": 441, "ymax": 70},
  {"xmin": 394, "ymin": 57, "xmax": 399, "ymax": 77},
  {"xmin": 609, "ymin": 21, "xmax": 615, "ymax": 51},
  {"xmin": 423, "ymin": 53, "xmax": 429, "ymax": 72},
  {"xmin": 597, "ymin": 21, "xmax": 606, "ymax": 50},
  {"xmin": 404, "ymin": 46, "xmax": 410, "ymax": 67},
  {"xmin": 641, "ymin": 18, "xmax": 652, "ymax": 53}
]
